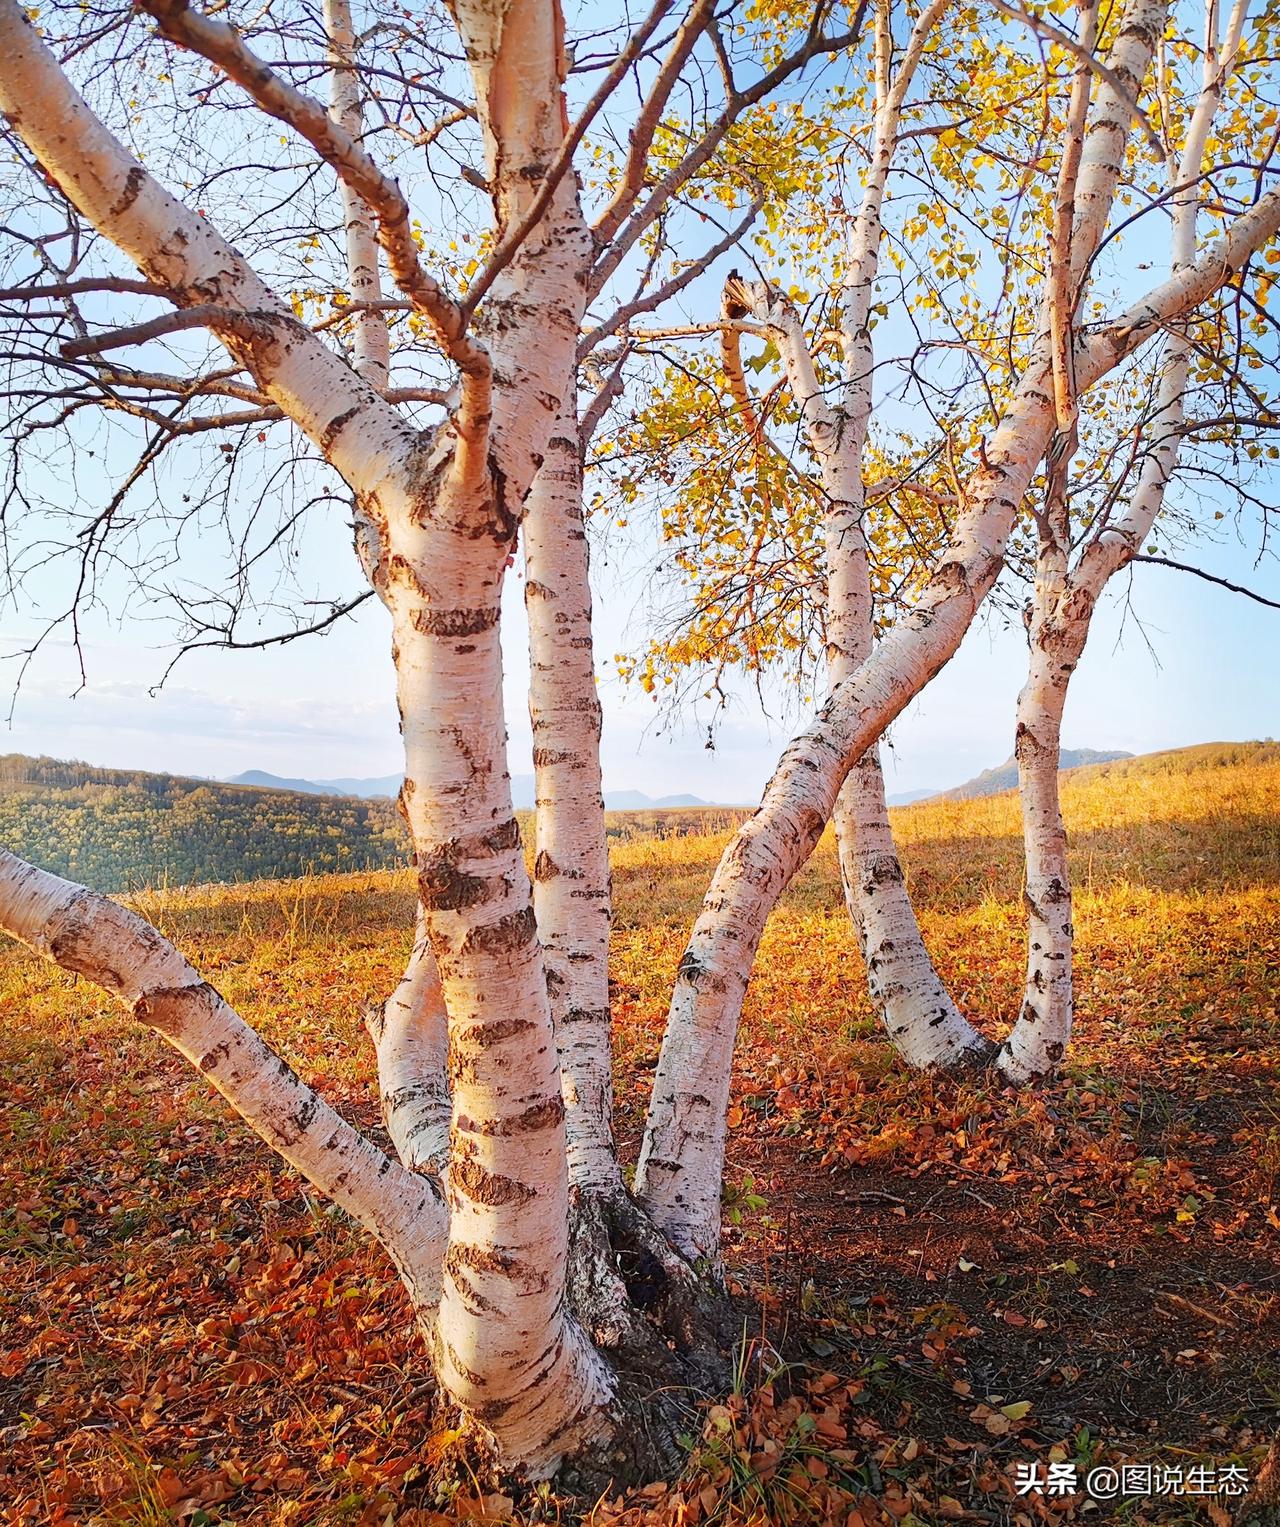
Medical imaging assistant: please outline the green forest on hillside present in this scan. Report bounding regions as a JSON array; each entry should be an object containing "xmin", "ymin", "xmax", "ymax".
[
  {"xmin": 0, "ymin": 756, "xmax": 409, "ymax": 891},
  {"xmin": 0, "ymin": 756, "xmax": 747, "ymax": 892}
]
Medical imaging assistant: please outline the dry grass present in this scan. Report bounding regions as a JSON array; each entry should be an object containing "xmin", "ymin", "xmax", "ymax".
[{"xmin": 1, "ymin": 741, "xmax": 1277, "ymax": 1524}]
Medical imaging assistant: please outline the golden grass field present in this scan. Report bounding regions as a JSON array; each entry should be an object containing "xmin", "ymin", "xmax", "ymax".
[{"xmin": 1, "ymin": 741, "xmax": 1278, "ymax": 1525}]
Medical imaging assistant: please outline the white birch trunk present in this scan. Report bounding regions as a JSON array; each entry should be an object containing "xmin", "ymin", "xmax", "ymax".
[
  {"xmin": 837, "ymin": 752, "xmax": 994, "ymax": 1065},
  {"xmin": 524, "ymin": 397, "xmax": 620, "ymax": 1195},
  {"xmin": 367, "ymin": 10, "xmax": 619, "ymax": 1462},
  {"xmin": 0, "ymin": 0, "xmax": 623, "ymax": 1474},
  {"xmin": 634, "ymin": 0, "xmax": 1256, "ymax": 1262},
  {"xmin": 0, "ymin": 850, "xmax": 446, "ymax": 1305},
  {"xmin": 322, "ymin": 0, "xmax": 450, "ymax": 1163},
  {"xmin": 997, "ymin": 611, "xmax": 1082, "ymax": 1080},
  {"xmin": 824, "ymin": 442, "xmax": 988, "ymax": 1069},
  {"xmin": 997, "ymin": 0, "xmax": 1249, "ymax": 1082},
  {"xmin": 365, "ymin": 904, "xmax": 451, "ymax": 1173},
  {"xmin": 732, "ymin": 0, "xmax": 989, "ymax": 1073},
  {"xmin": 323, "ymin": 0, "xmax": 391, "ymax": 388}
]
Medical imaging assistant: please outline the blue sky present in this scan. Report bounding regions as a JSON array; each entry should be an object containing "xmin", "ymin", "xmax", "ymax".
[
  {"xmin": 1, "ymin": 1, "xmax": 1275, "ymax": 803},
  {"xmin": 4, "ymin": 500, "xmax": 1276, "ymax": 802}
]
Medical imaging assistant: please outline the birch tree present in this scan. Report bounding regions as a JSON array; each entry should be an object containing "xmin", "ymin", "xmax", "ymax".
[
  {"xmin": 616, "ymin": 0, "xmax": 1278, "ymax": 1103},
  {"xmin": 998, "ymin": 0, "xmax": 1264, "ymax": 1080},
  {"xmin": 708, "ymin": 0, "xmax": 996, "ymax": 1072},
  {"xmin": 0, "ymin": 0, "xmax": 1276, "ymax": 1488},
  {"xmin": 633, "ymin": 0, "xmax": 1280, "ymax": 1262},
  {"xmin": 0, "ymin": 0, "xmax": 861, "ymax": 1481}
]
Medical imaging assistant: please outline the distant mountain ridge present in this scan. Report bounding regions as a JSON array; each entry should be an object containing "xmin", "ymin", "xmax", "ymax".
[
  {"xmin": 229, "ymin": 768, "xmax": 403, "ymax": 798},
  {"xmin": 887, "ymin": 747, "xmax": 1133, "ymax": 805},
  {"xmin": 227, "ymin": 769, "xmax": 713, "ymax": 811},
  {"xmin": 935, "ymin": 748, "xmax": 1133, "ymax": 802}
]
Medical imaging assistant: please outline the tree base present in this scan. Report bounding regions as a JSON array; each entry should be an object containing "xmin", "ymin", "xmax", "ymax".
[{"xmin": 558, "ymin": 1185, "xmax": 737, "ymax": 1492}]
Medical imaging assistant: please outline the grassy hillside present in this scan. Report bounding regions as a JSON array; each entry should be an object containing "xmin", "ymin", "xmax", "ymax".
[
  {"xmin": 0, "ymin": 755, "xmax": 409, "ymax": 891},
  {"xmin": 935, "ymin": 745, "xmax": 1132, "ymax": 800},
  {"xmin": 1, "ymin": 738, "xmax": 1277, "ymax": 1522},
  {"xmin": 0, "ymin": 755, "xmax": 750, "ymax": 892}
]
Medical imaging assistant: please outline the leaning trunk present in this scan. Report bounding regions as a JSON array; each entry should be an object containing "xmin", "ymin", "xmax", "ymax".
[{"xmin": 836, "ymin": 750, "xmax": 993, "ymax": 1067}]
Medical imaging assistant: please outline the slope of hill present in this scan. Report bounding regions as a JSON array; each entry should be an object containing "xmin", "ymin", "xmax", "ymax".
[
  {"xmin": 935, "ymin": 746, "xmax": 1132, "ymax": 801},
  {"xmin": 0, "ymin": 756, "xmax": 408, "ymax": 892},
  {"xmin": 2, "ymin": 742, "xmax": 1277, "ymax": 1524},
  {"xmin": 3, "ymin": 742, "xmax": 1268, "ymax": 896}
]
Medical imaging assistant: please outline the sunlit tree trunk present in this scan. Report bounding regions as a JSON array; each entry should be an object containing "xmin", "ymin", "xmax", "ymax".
[
  {"xmin": 824, "ymin": 0, "xmax": 988, "ymax": 1071},
  {"xmin": 719, "ymin": 0, "xmax": 989, "ymax": 1075},
  {"xmin": 635, "ymin": 0, "xmax": 1279, "ymax": 1260},
  {"xmin": 524, "ymin": 396, "xmax": 620, "ymax": 1195},
  {"xmin": 997, "ymin": 0, "xmax": 1247, "ymax": 1081},
  {"xmin": 320, "ymin": 0, "xmax": 450, "ymax": 1169}
]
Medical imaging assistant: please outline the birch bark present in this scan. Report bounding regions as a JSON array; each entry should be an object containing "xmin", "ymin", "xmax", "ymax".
[
  {"xmin": 524, "ymin": 396, "xmax": 620, "ymax": 1194},
  {"xmin": 365, "ymin": 905, "xmax": 451, "ymax": 1174},
  {"xmin": 824, "ymin": 0, "xmax": 991, "ymax": 1070},
  {"xmin": 323, "ymin": 0, "xmax": 391, "ymax": 388},
  {"xmin": 710, "ymin": 0, "xmax": 990, "ymax": 1075},
  {"xmin": 321, "ymin": 0, "xmax": 450, "ymax": 1169},
  {"xmin": 997, "ymin": 0, "xmax": 1249, "ymax": 1081},
  {"xmin": 634, "ymin": 0, "xmax": 1279, "ymax": 1261},
  {"xmin": 0, "ymin": 0, "xmax": 625, "ymax": 1473}
]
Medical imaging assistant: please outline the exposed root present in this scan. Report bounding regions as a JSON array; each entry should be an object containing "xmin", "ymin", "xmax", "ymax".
[{"xmin": 560, "ymin": 1185, "xmax": 737, "ymax": 1491}]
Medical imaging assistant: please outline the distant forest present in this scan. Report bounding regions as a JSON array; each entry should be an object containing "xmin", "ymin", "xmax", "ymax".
[
  {"xmin": 0, "ymin": 756, "xmax": 750, "ymax": 893},
  {"xmin": 0, "ymin": 756, "xmax": 410, "ymax": 892}
]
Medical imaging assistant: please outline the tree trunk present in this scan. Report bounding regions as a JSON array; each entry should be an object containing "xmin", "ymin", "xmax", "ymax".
[
  {"xmin": 837, "ymin": 750, "xmax": 994, "ymax": 1067},
  {"xmin": 822, "ymin": 439, "xmax": 988, "ymax": 1073},
  {"xmin": 996, "ymin": 0, "xmax": 1246, "ymax": 1081},
  {"xmin": 825, "ymin": 0, "xmax": 988, "ymax": 1072},
  {"xmin": 524, "ymin": 398, "xmax": 619, "ymax": 1195},
  {"xmin": 997, "ymin": 602, "xmax": 1082, "ymax": 1081},
  {"xmin": 633, "ymin": 0, "xmax": 1272, "ymax": 1260},
  {"xmin": 365, "ymin": 903, "xmax": 451, "ymax": 1173}
]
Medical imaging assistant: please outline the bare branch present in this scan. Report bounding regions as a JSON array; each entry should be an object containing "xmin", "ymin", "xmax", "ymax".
[
  {"xmin": 59, "ymin": 305, "xmax": 278, "ymax": 360},
  {"xmin": 140, "ymin": 0, "xmax": 488, "ymax": 380},
  {"xmin": 591, "ymin": 0, "xmax": 717, "ymax": 248},
  {"xmin": 1132, "ymin": 554, "xmax": 1280, "ymax": 609},
  {"xmin": 578, "ymin": 193, "xmax": 765, "ymax": 358},
  {"xmin": 0, "ymin": 277, "xmax": 167, "ymax": 301}
]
